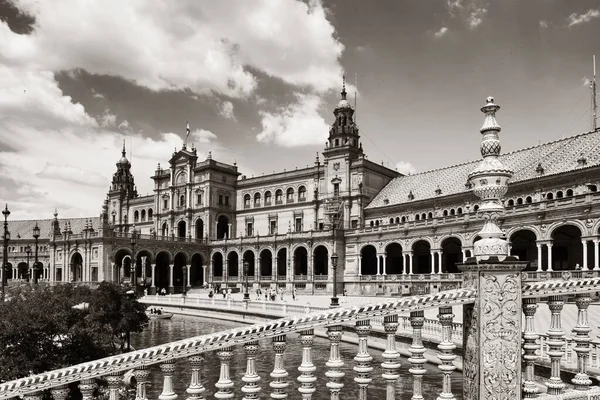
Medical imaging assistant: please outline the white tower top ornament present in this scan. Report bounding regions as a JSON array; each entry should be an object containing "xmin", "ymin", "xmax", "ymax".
[{"xmin": 469, "ymin": 96, "xmax": 513, "ymax": 261}]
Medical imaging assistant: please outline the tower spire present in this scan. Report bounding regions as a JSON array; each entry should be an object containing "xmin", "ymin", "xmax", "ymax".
[
  {"xmin": 341, "ymin": 75, "xmax": 347, "ymax": 100},
  {"xmin": 122, "ymin": 139, "xmax": 126, "ymax": 157}
]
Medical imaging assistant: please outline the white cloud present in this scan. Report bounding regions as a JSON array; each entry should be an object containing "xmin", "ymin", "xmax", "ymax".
[
  {"xmin": 539, "ymin": 20, "xmax": 549, "ymax": 28},
  {"xmin": 435, "ymin": 27, "xmax": 449, "ymax": 38},
  {"xmin": 91, "ymin": 88, "xmax": 105, "ymax": 99},
  {"xmin": 4, "ymin": 0, "xmax": 344, "ymax": 97},
  {"xmin": 396, "ymin": 161, "xmax": 416, "ymax": 175},
  {"xmin": 98, "ymin": 108, "xmax": 117, "ymax": 128},
  {"xmin": 118, "ymin": 120, "xmax": 130, "ymax": 130},
  {"xmin": 191, "ymin": 129, "xmax": 218, "ymax": 144},
  {"xmin": 256, "ymin": 93, "xmax": 329, "ymax": 147},
  {"xmin": 468, "ymin": 7, "xmax": 487, "ymax": 29},
  {"xmin": 219, "ymin": 101, "xmax": 236, "ymax": 120},
  {"xmin": 447, "ymin": 0, "xmax": 463, "ymax": 16},
  {"xmin": 568, "ymin": 9, "xmax": 600, "ymax": 27}
]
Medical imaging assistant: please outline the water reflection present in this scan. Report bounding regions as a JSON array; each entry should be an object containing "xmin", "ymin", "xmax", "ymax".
[{"xmin": 131, "ymin": 315, "xmax": 463, "ymax": 400}]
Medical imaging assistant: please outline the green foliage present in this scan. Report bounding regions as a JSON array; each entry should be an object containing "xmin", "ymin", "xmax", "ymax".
[{"xmin": 0, "ymin": 283, "xmax": 148, "ymax": 382}]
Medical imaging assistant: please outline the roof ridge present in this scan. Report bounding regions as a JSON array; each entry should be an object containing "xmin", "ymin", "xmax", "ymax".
[{"xmin": 8, "ymin": 216, "xmax": 100, "ymax": 223}]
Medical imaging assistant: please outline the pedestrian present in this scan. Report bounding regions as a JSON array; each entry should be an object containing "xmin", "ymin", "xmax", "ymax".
[
  {"xmin": 343, "ymin": 289, "xmax": 347, "ymax": 296},
  {"xmin": 292, "ymin": 287, "xmax": 297, "ymax": 301}
]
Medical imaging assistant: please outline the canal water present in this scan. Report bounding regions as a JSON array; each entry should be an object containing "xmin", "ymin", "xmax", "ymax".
[{"xmin": 131, "ymin": 315, "xmax": 463, "ymax": 399}]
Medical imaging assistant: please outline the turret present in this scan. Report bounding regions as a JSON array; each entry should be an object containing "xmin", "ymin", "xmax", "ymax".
[{"xmin": 109, "ymin": 141, "xmax": 137, "ymax": 198}]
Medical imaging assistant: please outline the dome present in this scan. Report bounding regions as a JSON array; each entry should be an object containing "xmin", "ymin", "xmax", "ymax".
[
  {"xmin": 337, "ymin": 99, "xmax": 351, "ymax": 109},
  {"xmin": 118, "ymin": 155, "xmax": 130, "ymax": 166}
]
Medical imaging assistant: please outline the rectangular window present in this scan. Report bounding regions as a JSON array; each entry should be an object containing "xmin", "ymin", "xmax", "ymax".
[
  {"xmin": 225, "ymin": 196, "xmax": 229, "ymax": 206},
  {"xmin": 270, "ymin": 220, "xmax": 277, "ymax": 235},
  {"xmin": 247, "ymin": 222, "xmax": 254, "ymax": 237},
  {"xmin": 333, "ymin": 183, "xmax": 340, "ymax": 197},
  {"xmin": 295, "ymin": 217, "xmax": 302, "ymax": 232},
  {"xmin": 319, "ymin": 222, "xmax": 324, "ymax": 230},
  {"xmin": 351, "ymin": 219, "xmax": 358, "ymax": 229},
  {"xmin": 197, "ymin": 194, "xmax": 202, "ymax": 205},
  {"xmin": 218, "ymin": 195, "xmax": 223, "ymax": 205},
  {"xmin": 163, "ymin": 199, "xmax": 168, "ymax": 209}
]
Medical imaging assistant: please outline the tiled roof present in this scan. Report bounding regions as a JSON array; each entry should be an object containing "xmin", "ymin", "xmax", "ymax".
[
  {"xmin": 6, "ymin": 217, "xmax": 101, "ymax": 240},
  {"xmin": 366, "ymin": 130, "xmax": 600, "ymax": 209}
]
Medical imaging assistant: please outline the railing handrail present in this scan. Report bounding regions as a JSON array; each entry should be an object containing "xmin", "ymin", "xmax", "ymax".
[
  {"xmin": 521, "ymin": 277, "xmax": 600, "ymax": 298},
  {"xmin": 0, "ymin": 287, "xmax": 476, "ymax": 399}
]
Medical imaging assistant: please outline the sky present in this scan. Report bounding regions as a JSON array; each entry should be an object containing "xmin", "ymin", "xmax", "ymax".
[{"xmin": 0, "ymin": 0, "xmax": 599, "ymax": 220}]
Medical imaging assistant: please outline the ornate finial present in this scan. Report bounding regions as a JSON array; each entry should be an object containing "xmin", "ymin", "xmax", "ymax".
[
  {"xmin": 469, "ymin": 96, "xmax": 513, "ymax": 261},
  {"xmin": 53, "ymin": 208, "xmax": 58, "ymax": 218},
  {"xmin": 536, "ymin": 163, "xmax": 544, "ymax": 174},
  {"xmin": 315, "ymin": 152, "xmax": 320, "ymax": 164},
  {"xmin": 207, "ymin": 151, "xmax": 212, "ymax": 160},
  {"xmin": 122, "ymin": 140, "xmax": 126, "ymax": 157},
  {"xmin": 341, "ymin": 75, "xmax": 347, "ymax": 100}
]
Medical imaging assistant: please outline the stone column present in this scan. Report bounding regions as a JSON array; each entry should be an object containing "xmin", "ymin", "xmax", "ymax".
[
  {"xmin": 460, "ymin": 257, "xmax": 528, "ymax": 400},
  {"xmin": 547, "ymin": 242, "xmax": 553, "ymax": 271},
  {"xmin": 594, "ymin": 239, "xmax": 600, "ymax": 271},
  {"xmin": 436, "ymin": 250, "xmax": 443, "ymax": 274},
  {"xmin": 202, "ymin": 265, "xmax": 207, "ymax": 287},
  {"xmin": 408, "ymin": 252, "xmax": 413, "ymax": 275},
  {"xmin": 376, "ymin": 254, "xmax": 381, "ymax": 275},
  {"xmin": 150, "ymin": 263, "xmax": 156, "ymax": 295},
  {"xmin": 227, "ymin": 223, "xmax": 232, "ymax": 239},
  {"xmin": 430, "ymin": 252, "xmax": 436, "ymax": 274},
  {"xmin": 168, "ymin": 264, "xmax": 174, "ymax": 294},
  {"xmin": 536, "ymin": 243, "xmax": 543, "ymax": 272},
  {"xmin": 141, "ymin": 256, "xmax": 147, "ymax": 282},
  {"xmin": 582, "ymin": 239, "xmax": 589, "ymax": 270},
  {"xmin": 382, "ymin": 253, "xmax": 387, "ymax": 275}
]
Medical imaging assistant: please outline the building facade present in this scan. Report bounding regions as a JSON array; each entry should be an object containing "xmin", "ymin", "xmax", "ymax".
[{"xmin": 4, "ymin": 88, "xmax": 600, "ymax": 296}]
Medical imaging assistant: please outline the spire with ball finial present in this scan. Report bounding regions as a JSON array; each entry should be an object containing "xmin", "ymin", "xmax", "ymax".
[{"xmin": 469, "ymin": 96, "xmax": 513, "ymax": 261}]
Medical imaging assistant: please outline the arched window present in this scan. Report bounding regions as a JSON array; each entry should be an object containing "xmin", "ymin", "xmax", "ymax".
[
  {"xmin": 507, "ymin": 199, "xmax": 514, "ymax": 206},
  {"xmin": 443, "ymin": 210, "xmax": 448, "ymax": 217},
  {"xmin": 457, "ymin": 208, "xmax": 463, "ymax": 214},
  {"xmin": 428, "ymin": 212, "xmax": 433, "ymax": 219},
  {"xmin": 298, "ymin": 186, "xmax": 307, "ymax": 201},
  {"xmin": 179, "ymin": 194, "xmax": 185, "ymax": 207},
  {"xmin": 264, "ymin": 191, "xmax": 272, "ymax": 205},
  {"xmin": 286, "ymin": 188, "xmax": 295, "ymax": 203},
  {"xmin": 473, "ymin": 205, "xmax": 479, "ymax": 211},
  {"xmin": 134, "ymin": 210, "xmax": 139, "ymax": 222},
  {"xmin": 517, "ymin": 198, "xmax": 523, "ymax": 205},
  {"xmin": 141, "ymin": 209, "xmax": 146, "ymax": 221},
  {"xmin": 421, "ymin": 213, "xmax": 426, "ymax": 220},
  {"xmin": 566, "ymin": 189, "xmax": 573, "ymax": 197},
  {"xmin": 370, "ymin": 221, "xmax": 374, "ymax": 227},
  {"xmin": 401, "ymin": 216, "xmax": 406, "ymax": 223},
  {"xmin": 450, "ymin": 209, "xmax": 455, "ymax": 215},
  {"xmin": 148, "ymin": 208, "xmax": 153, "ymax": 220},
  {"xmin": 275, "ymin": 189, "xmax": 283, "ymax": 204},
  {"xmin": 525, "ymin": 196, "xmax": 532, "ymax": 204},
  {"xmin": 254, "ymin": 192, "xmax": 261, "ymax": 207},
  {"xmin": 546, "ymin": 192, "xmax": 554, "ymax": 200},
  {"xmin": 375, "ymin": 220, "xmax": 379, "ymax": 226},
  {"xmin": 395, "ymin": 217, "xmax": 400, "ymax": 224},
  {"xmin": 556, "ymin": 191, "xmax": 563, "ymax": 199},
  {"xmin": 389, "ymin": 218, "xmax": 394, "ymax": 224},
  {"xmin": 415, "ymin": 214, "xmax": 420, "ymax": 221},
  {"xmin": 244, "ymin": 194, "xmax": 251, "ymax": 208}
]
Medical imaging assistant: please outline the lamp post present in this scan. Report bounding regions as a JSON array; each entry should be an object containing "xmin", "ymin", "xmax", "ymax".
[
  {"xmin": 1, "ymin": 204, "xmax": 10, "ymax": 301},
  {"xmin": 130, "ymin": 226, "xmax": 137, "ymax": 292},
  {"xmin": 25, "ymin": 245, "xmax": 31, "ymax": 281},
  {"xmin": 32, "ymin": 222, "xmax": 40, "ymax": 285},
  {"xmin": 243, "ymin": 260, "xmax": 250, "ymax": 301},
  {"xmin": 182, "ymin": 264, "xmax": 187, "ymax": 297},
  {"xmin": 329, "ymin": 206, "xmax": 340, "ymax": 308},
  {"xmin": 125, "ymin": 289, "xmax": 135, "ymax": 352}
]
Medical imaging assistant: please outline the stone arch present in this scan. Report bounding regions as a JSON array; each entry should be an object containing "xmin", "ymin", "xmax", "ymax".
[
  {"xmin": 113, "ymin": 248, "xmax": 133, "ymax": 284},
  {"xmin": 161, "ymin": 222, "xmax": 169, "ymax": 237},
  {"xmin": 509, "ymin": 229, "xmax": 538, "ymax": 270},
  {"xmin": 190, "ymin": 253, "xmax": 204, "ymax": 287},
  {"xmin": 293, "ymin": 246, "xmax": 308, "ymax": 276},
  {"xmin": 550, "ymin": 224, "xmax": 584, "ymax": 271},
  {"xmin": 360, "ymin": 244, "xmax": 377, "ymax": 275},
  {"xmin": 385, "ymin": 242, "xmax": 403, "ymax": 274},
  {"xmin": 313, "ymin": 245, "xmax": 328, "ymax": 276},
  {"xmin": 135, "ymin": 249, "xmax": 154, "ymax": 287},
  {"xmin": 212, "ymin": 252, "xmax": 224, "ymax": 278},
  {"xmin": 276, "ymin": 248, "xmax": 287, "ymax": 277},
  {"xmin": 505, "ymin": 226, "xmax": 541, "ymax": 241},
  {"xmin": 173, "ymin": 252, "xmax": 188, "ymax": 293},
  {"xmin": 177, "ymin": 220, "xmax": 187, "ymax": 239},
  {"xmin": 441, "ymin": 237, "xmax": 462, "ymax": 273},
  {"xmin": 412, "ymin": 240, "xmax": 432, "ymax": 274},
  {"xmin": 407, "ymin": 236, "xmax": 434, "ymax": 249},
  {"xmin": 259, "ymin": 249, "xmax": 273, "ymax": 277},
  {"xmin": 17, "ymin": 261, "xmax": 28, "ymax": 280},
  {"xmin": 546, "ymin": 220, "xmax": 588, "ymax": 240},
  {"xmin": 216, "ymin": 215, "xmax": 230, "ymax": 239},
  {"xmin": 141, "ymin": 209, "xmax": 146, "ymax": 221},
  {"xmin": 134, "ymin": 210, "xmax": 139, "ymax": 223},
  {"xmin": 195, "ymin": 218, "xmax": 204, "ymax": 240},
  {"xmin": 227, "ymin": 251, "xmax": 239, "ymax": 278},
  {"xmin": 254, "ymin": 192, "xmax": 262, "ymax": 207},
  {"xmin": 243, "ymin": 250, "xmax": 255, "ymax": 276},
  {"xmin": 155, "ymin": 251, "xmax": 171, "ymax": 292},
  {"xmin": 70, "ymin": 252, "xmax": 83, "ymax": 282}
]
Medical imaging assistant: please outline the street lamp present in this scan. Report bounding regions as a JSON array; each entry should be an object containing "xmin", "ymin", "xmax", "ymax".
[
  {"xmin": 243, "ymin": 260, "xmax": 250, "ymax": 301},
  {"xmin": 330, "ymin": 253, "xmax": 339, "ymax": 307},
  {"xmin": 130, "ymin": 225, "xmax": 137, "ymax": 291},
  {"xmin": 182, "ymin": 264, "xmax": 187, "ymax": 297},
  {"xmin": 125, "ymin": 289, "xmax": 135, "ymax": 352},
  {"xmin": 25, "ymin": 245, "xmax": 31, "ymax": 281},
  {"xmin": 32, "ymin": 222, "xmax": 40, "ymax": 284},
  {"xmin": 2, "ymin": 204, "xmax": 10, "ymax": 301}
]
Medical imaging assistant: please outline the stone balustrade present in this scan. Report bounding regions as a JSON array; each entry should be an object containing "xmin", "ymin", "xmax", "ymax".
[{"xmin": 2, "ymin": 276, "xmax": 600, "ymax": 400}]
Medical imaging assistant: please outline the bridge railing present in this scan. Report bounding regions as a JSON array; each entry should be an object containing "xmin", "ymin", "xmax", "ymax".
[{"xmin": 0, "ymin": 288, "xmax": 476, "ymax": 400}]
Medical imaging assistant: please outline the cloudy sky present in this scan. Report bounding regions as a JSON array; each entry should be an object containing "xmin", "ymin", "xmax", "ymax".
[{"xmin": 0, "ymin": 0, "xmax": 599, "ymax": 220}]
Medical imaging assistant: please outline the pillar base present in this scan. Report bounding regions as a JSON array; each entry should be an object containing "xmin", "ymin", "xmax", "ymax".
[{"xmin": 459, "ymin": 256, "xmax": 527, "ymax": 400}]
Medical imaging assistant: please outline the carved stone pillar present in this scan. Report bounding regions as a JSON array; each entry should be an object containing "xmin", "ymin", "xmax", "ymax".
[
  {"xmin": 437, "ymin": 307, "xmax": 457, "ymax": 399},
  {"xmin": 105, "ymin": 372, "xmax": 122, "ymax": 400},
  {"xmin": 353, "ymin": 320, "xmax": 372, "ymax": 400},
  {"xmin": 459, "ymin": 257, "xmax": 527, "ymax": 400},
  {"xmin": 242, "ymin": 341, "xmax": 261, "ymax": 400},
  {"xmin": 168, "ymin": 264, "xmax": 174, "ymax": 294},
  {"xmin": 546, "ymin": 295, "xmax": 566, "ymax": 395},
  {"xmin": 409, "ymin": 310, "xmax": 426, "ymax": 400},
  {"xmin": 270, "ymin": 335, "xmax": 289, "ymax": 398},
  {"xmin": 215, "ymin": 347, "xmax": 234, "ymax": 399},
  {"xmin": 150, "ymin": 263, "xmax": 157, "ymax": 295},
  {"xmin": 158, "ymin": 360, "xmax": 177, "ymax": 400},
  {"xmin": 536, "ymin": 243, "xmax": 543, "ymax": 272},
  {"xmin": 325, "ymin": 325, "xmax": 344, "ymax": 400},
  {"xmin": 298, "ymin": 329, "xmax": 317, "ymax": 399},
  {"xmin": 547, "ymin": 242, "xmax": 553, "ymax": 271},
  {"xmin": 594, "ymin": 239, "xmax": 600, "ymax": 271},
  {"xmin": 133, "ymin": 366, "xmax": 150, "ymax": 400},
  {"xmin": 50, "ymin": 385, "xmax": 70, "ymax": 400},
  {"xmin": 187, "ymin": 355, "xmax": 206, "ymax": 400},
  {"xmin": 572, "ymin": 294, "xmax": 593, "ymax": 390},
  {"xmin": 522, "ymin": 298, "xmax": 539, "ymax": 398},
  {"xmin": 381, "ymin": 314, "xmax": 400, "ymax": 400}
]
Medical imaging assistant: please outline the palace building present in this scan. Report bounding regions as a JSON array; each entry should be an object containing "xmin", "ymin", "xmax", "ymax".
[{"xmin": 4, "ymin": 85, "xmax": 600, "ymax": 296}]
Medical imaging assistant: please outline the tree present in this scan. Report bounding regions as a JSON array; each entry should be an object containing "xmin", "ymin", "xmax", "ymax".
[{"xmin": 0, "ymin": 283, "xmax": 148, "ymax": 382}]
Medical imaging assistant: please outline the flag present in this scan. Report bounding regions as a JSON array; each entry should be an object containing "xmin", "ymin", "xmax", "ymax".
[{"xmin": 186, "ymin": 121, "xmax": 190, "ymax": 138}]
